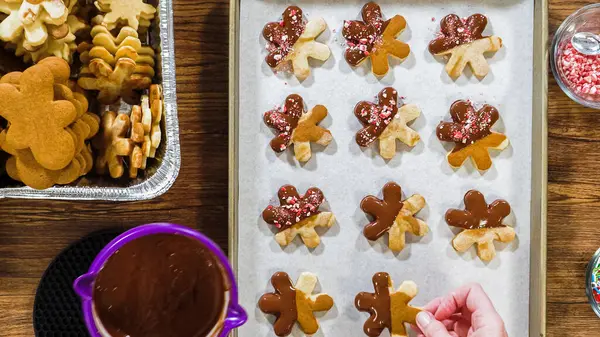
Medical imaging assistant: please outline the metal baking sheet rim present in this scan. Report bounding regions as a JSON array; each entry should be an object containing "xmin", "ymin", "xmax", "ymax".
[
  {"xmin": 0, "ymin": 0, "xmax": 181, "ymax": 201},
  {"xmin": 228, "ymin": 0, "xmax": 548, "ymax": 335}
]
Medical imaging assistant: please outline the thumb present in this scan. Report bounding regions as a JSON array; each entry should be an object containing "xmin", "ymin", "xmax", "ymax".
[{"xmin": 416, "ymin": 311, "xmax": 452, "ymax": 337}]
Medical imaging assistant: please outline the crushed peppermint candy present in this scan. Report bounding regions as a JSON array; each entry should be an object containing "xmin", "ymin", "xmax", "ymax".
[
  {"xmin": 355, "ymin": 87, "xmax": 401, "ymax": 147},
  {"xmin": 264, "ymin": 94, "xmax": 304, "ymax": 153},
  {"xmin": 428, "ymin": 14, "xmax": 487, "ymax": 54},
  {"xmin": 559, "ymin": 42, "xmax": 600, "ymax": 97},
  {"xmin": 342, "ymin": 3, "xmax": 388, "ymax": 66},
  {"xmin": 450, "ymin": 107, "xmax": 491, "ymax": 143},
  {"xmin": 436, "ymin": 100, "xmax": 498, "ymax": 146},
  {"xmin": 262, "ymin": 185, "xmax": 325, "ymax": 231},
  {"xmin": 263, "ymin": 6, "xmax": 307, "ymax": 67}
]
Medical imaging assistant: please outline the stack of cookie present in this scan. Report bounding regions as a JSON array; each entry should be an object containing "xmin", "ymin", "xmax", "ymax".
[
  {"xmin": 131, "ymin": 88, "xmax": 162, "ymax": 176},
  {"xmin": 77, "ymin": 23, "xmax": 155, "ymax": 104},
  {"xmin": 0, "ymin": 0, "xmax": 87, "ymax": 63},
  {"xmin": 76, "ymin": 0, "xmax": 156, "ymax": 105},
  {"xmin": 148, "ymin": 84, "xmax": 162, "ymax": 158},
  {"xmin": 0, "ymin": 57, "xmax": 99, "ymax": 189},
  {"xmin": 92, "ymin": 83, "xmax": 163, "ymax": 179}
]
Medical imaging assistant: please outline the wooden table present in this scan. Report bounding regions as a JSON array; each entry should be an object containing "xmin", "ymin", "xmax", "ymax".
[
  {"xmin": 0, "ymin": 0, "xmax": 598, "ymax": 335},
  {"xmin": 0, "ymin": 1, "xmax": 231, "ymax": 334},
  {"xmin": 547, "ymin": 1, "xmax": 600, "ymax": 335}
]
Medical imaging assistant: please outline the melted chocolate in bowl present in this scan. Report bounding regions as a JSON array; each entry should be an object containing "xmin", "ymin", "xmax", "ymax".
[{"xmin": 92, "ymin": 234, "xmax": 228, "ymax": 337}]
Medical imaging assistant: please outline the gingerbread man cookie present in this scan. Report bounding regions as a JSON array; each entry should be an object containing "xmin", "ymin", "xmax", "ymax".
[
  {"xmin": 148, "ymin": 84, "xmax": 163, "ymax": 158},
  {"xmin": 446, "ymin": 190, "xmax": 516, "ymax": 261},
  {"xmin": 94, "ymin": 0, "xmax": 156, "ymax": 31},
  {"xmin": 355, "ymin": 272, "xmax": 421, "ymax": 337},
  {"xmin": 92, "ymin": 111, "xmax": 134, "ymax": 179},
  {"xmin": 14, "ymin": 14, "xmax": 86, "ymax": 63},
  {"xmin": 6, "ymin": 146, "xmax": 92, "ymax": 189},
  {"xmin": 78, "ymin": 57, "xmax": 136, "ymax": 104},
  {"xmin": 259, "ymin": 272, "xmax": 333, "ymax": 336},
  {"xmin": 436, "ymin": 100, "xmax": 508, "ymax": 171},
  {"xmin": 127, "ymin": 104, "xmax": 151, "ymax": 179},
  {"xmin": 0, "ymin": 60, "xmax": 98, "ymax": 189},
  {"xmin": 263, "ymin": 6, "xmax": 331, "ymax": 81},
  {"xmin": 0, "ymin": 0, "xmax": 69, "ymax": 47},
  {"xmin": 355, "ymin": 87, "xmax": 420, "ymax": 159},
  {"xmin": 262, "ymin": 185, "xmax": 335, "ymax": 248},
  {"xmin": 0, "ymin": 57, "xmax": 76, "ymax": 171},
  {"xmin": 361, "ymin": 182, "xmax": 428, "ymax": 252},
  {"xmin": 429, "ymin": 14, "xmax": 502, "ymax": 78},
  {"xmin": 343, "ymin": 2, "xmax": 410, "ymax": 76},
  {"xmin": 264, "ymin": 94, "xmax": 332, "ymax": 162}
]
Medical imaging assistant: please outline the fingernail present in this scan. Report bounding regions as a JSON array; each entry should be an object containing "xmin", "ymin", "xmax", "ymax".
[{"xmin": 416, "ymin": 311, "xmax": 432, "ymax": 328}]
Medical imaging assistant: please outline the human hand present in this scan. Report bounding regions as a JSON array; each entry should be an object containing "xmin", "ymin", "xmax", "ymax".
[{"xmin": 414, "ymin": 283, "xmax": 507, "ymax": 337}]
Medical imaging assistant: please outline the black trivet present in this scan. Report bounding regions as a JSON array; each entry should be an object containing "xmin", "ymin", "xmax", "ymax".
[{"xmin": 33, "ymin": 229, "xmax": 124, "ymax": 337}]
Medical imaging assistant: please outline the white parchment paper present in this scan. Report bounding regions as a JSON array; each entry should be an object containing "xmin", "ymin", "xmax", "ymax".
[{"xmin": 237, "ymin": 1, "xmax": 533, "ymax": 335}]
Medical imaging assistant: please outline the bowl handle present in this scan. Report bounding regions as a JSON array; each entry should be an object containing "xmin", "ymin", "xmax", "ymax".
[
  {"xmin": 73, "ymin": 273, "xmax": 96, "ymax": 301},
  {"xmin": 219, "ymin": 303, "xmax": 248, "ymax": 336}
]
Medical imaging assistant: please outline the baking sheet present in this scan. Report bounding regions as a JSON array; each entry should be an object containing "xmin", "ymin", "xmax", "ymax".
[{"xmin": 235, "ymin": 0, "xmax": 534, "ymax": 335}]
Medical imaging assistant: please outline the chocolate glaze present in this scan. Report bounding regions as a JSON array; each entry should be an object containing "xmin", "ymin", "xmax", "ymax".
[
  {"xmin": 446, "ymin": 190, "xmax": 510, "ymax": 230},
  {"xmin": 258, "ymin": 272, "xmax": 298, "ymax": 337},
  {"xmin": 436, "ymin": 100, "xmax": 499, "ymax": 151},
  {"xmin": 264, "ymin": 94, "xmax": 304, "ymax": 152},
  {"xmin": 355, "ymin": 87, "xmax": 398, "ymax": 147},
  {"xmin": 361, "ymin": 182, "xmax": 403, "ymax": 241},
  {"xmin": 263, "ymin": 6, "xmax": 306, "ymax": 68},
  {"xmin": 93, "ymin": 234, "xmax": 227, "ymax": 337},
  {"xmin": 355, "ymin": 272, "xmax": 392, "ymax": 337},
  {"xmin": 342, "ymin": 2, "xmax": 390, "ymax": 66},
  {"xmin": 262, "ymin": 185, "xmax": 324, "ymax": 232},
  {"xmin": 429, "ymin": 14, "xmax": 488, "ymax": 54}
]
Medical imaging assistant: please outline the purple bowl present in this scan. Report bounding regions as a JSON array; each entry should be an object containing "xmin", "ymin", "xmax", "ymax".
[{"xmin": 73, "ymin": 223, "xmax": 247, "ymax": 337}]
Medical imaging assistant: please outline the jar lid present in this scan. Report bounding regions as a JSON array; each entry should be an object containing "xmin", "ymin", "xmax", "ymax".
[{"xmin": 586, "ymin": 247, "xmax": 600, "ymax": 317}]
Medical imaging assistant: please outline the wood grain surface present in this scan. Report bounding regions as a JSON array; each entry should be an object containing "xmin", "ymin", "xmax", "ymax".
[
  {"xmin": 0, "ymin": 0, "xmax": 230, "ymax": 335},
  {"xmin": 547, "ymin": 1, "xmax": 600, "ymax": 336},
  {"xmin": 0, "ymin": 0, "xmax": 598, "ymax": 335}
]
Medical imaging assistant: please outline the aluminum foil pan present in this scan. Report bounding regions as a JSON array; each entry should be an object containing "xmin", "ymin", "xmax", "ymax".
[{"xmin": 0, "ymin": 0, "xmax": 180, "ymax": 201}]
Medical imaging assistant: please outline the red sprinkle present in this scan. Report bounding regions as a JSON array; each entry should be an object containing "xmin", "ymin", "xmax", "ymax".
[{"xmin": 559, "ymin": 42, "xmax": 600, "ymax": 97}]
